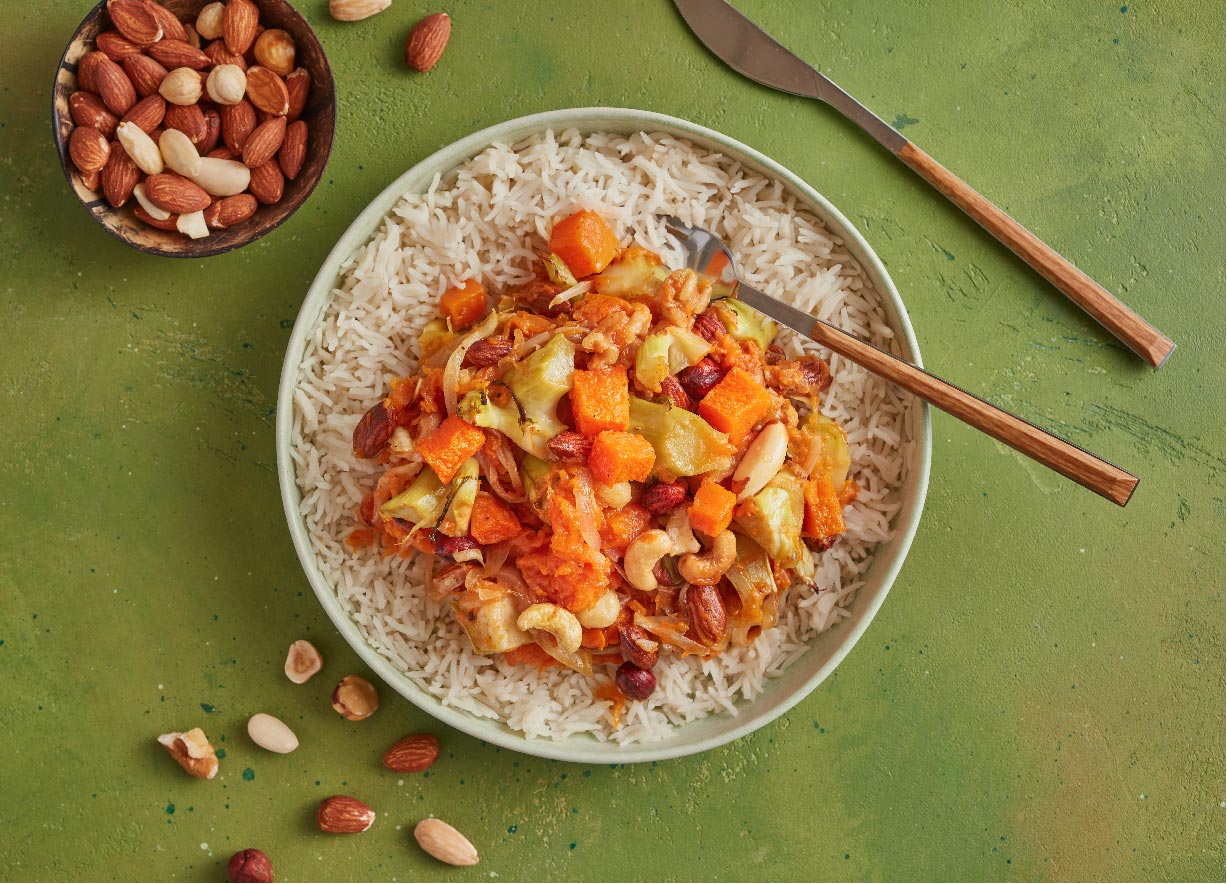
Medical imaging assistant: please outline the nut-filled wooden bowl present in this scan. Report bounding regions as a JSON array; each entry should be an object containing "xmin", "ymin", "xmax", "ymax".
[{"xmin": 52, "ymin": 0, "xmax": 336, "ymax": 258}]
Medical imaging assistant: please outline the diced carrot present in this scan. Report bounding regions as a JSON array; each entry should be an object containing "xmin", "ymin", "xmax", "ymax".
[
  {"xmin": 506, "ymin": 310, "xmax": 554, "ymax": 339},
  {"xmin": 697, "ymin": 367, "xmax": 774, "ymax": 445},
  {"xmin": 548, "ymin": 210, "xmax": 621, "ymax": 277},
  {"xmin": 600, "ymin": 503, "xmax": 653, "ymax": 553},
  {"xmin": 580, "ymin": 625, "xmax": 621, "ymax": 650},
  {"xmin": 688, "ymin": 480, "xmax": 737, "ymax": 536},
  {"xmin": 345, "ymin": 528, "xmax": 375, "ymax": 550},
  {"xmin": 416, "ymin": 415, "xmax": 486, "ymax": 483},
  {"xmin": 803, "ymin": 475, "xmax": 847, "ymax": 539},
  {"xmin": 469, "ymin": 492, "xmax": 522, "ymax": 545},
  {"xmin": 503, "ymin": 643, "xmax": 560, "ymax": 668},
  {"xmin": 385, "ymin": 376, "xmax": 417, "ymax": 413},
  {"xmin": 517, "ymin": 549, "xmax": 609, "ymax": 612},
  {"xmin": 439, "ymin": 278, "xmax": 488, "ymax": 329},
  {"xmin": 571, "ymin": 365, "xmax": 630, "ymax": 436},
  {"xmin": 838, "ymin": 479, "xmax": 860, "ymax": 506},
  {"xmin": 588, "ymin": 431, "xmax": 655, "ymax": 485}
]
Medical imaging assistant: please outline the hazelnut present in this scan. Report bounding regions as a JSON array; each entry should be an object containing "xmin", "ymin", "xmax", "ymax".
[
  {"xmin": 253, "ymin": 29, "xmax": 297, "ymax": 77},
  {"xmin": 283, "ymin": 639, "xmax": 323, "ymax": 684},
  {"xmin": 331, "ymin": 675, "xmax": 379, "ymax": 720},
  {"xmin": 227, "ymin": 848, "xmax": 273, "ymax": 883},
  {"xmin": 614, "ymin": 662, "xmax": 656, "ymax": 701},
  {"xmin": 676, "ymin": 358, "xmax": 724, "ymax": 400},
  {"xmin": 641, "ymin": 481, "xmax": 688, "ymax": 515}
]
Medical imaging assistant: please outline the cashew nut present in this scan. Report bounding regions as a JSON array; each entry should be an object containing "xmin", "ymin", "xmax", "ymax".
[
  {"xmin": 732, "ymin": 421, "xmax": 788, "ymax": 501},
  {"xmin": 678, "ymin": 530, "xmax": 737, "ymax": 586},
  {"xmin": 595, "ymin": 480, "xmax": 632, "ymax": 509},
  {"xmin": 576, "ymin": 589, "xmax": 621, "ymax": 629},
  {"xmin": 623, "ymin": 529, "xmax": 673, "ymax": 592},
  {"xmin": 516, "ymin": 603, "xmax": 583, "ymax": 653},
  {"xmin": 665, "ymin": 507, "xmax": 701, "ymax": 555}
]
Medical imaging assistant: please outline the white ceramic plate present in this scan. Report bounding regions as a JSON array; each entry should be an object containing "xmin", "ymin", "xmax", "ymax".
[{"xmin": 276, "ymin": 107, "xmax": 931, "ymax": 763}]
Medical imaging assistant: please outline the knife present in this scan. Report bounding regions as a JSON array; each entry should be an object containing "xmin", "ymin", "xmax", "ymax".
[{"xmin": 671, "ymin": 0, "xmax": 1175, "ymax": 369}]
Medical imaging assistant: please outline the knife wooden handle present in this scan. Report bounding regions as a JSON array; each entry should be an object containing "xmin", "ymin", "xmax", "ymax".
[
  {"xmin": 896, "ymin": 141, "xmax": 1175, "ymax": 368},
  {"xmin": 806, "ymin": 318, "xmax": 1139, "ymax": 506}
]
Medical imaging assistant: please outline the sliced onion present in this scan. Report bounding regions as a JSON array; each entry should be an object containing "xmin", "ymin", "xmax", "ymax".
[
  {"xmin": 633, "ymin": 612, "xmax": 709, "ymax": 656},
  {"xmin": 535, "ymin": 632, "xmax": 594, "ymax": 676},
  {"xmin": 443, "ymin": 312, "xmax": 499, "ymax": 416},
  {"xmin": 572, "ymin": 469, "xmax": 605, "ymax": 554},
  {"xmin": 547, "ymin": 280, "xmax": 592, "ymax": 309},
  {"xmin": 372, "ymin": 463, "xmax": 423, "ymax": 514},
  {"xmin": 428, "ymin": 562, "xmax": 470, "ymax": 599},
  {"xmin": 481, "ymin": 540, "xmax": 512, "ymax": 576},
  {"xmin": 477, "ymin": 435, "xmax": 526, "ymax": 503}
]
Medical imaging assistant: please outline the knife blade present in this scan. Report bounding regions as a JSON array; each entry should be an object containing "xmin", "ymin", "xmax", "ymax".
[{"xmin": 671, "ymin": 0, "xmax": 1176, "ymax": 368}]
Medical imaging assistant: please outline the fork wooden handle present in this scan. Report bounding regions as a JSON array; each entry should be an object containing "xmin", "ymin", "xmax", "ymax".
[
  {"xmin": 897, "ymin": 142, "xmax": 1175, "ymax": 368},
  {"xmin": 806, "ymin": 318, "xmax": 1139, "ymax": 506}
]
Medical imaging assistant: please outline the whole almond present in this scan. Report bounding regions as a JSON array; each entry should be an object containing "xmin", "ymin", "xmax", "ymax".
[
  {"xmin": 204, "ymin": 193, "xmax": 257, "ymax": 229},
  {"xmin": 196, "ymin": 2, "xmax": 224, "ymax": 40},
  {"xmin": 121, "ymin": 53, "xmax": 168, "ymax": 97},
  {"xmin": 404, "ymin": 13, "xmax": 451, "ymax": 73},
  {"xmin": 157, "ymin": 728, "xmax": 218, "ymax": 779},
  {"xmin": 284, "ymin": 68, "xmax": 309, "ymax": 121},
  {"xmin": 145, "ymin": 172, "xmax": 211, "ymax": 213},
  {"xmin": 101, "ymin": 142, "xmax": 140, "ymax": 206},
  {"xmin": 204, "ymin": 39, "xmax": 246, "ymax": 69},
  {"xmin": 147, "ymin": 38, "xmax": 211, "ymax": 71},
  {"xmin": 77, "ymin": 51, "xmax": 108, "ymax": 92},
  {"xmin": 120, "ymin": 94, "xmax": 166, "ymax": 133},
  {"xmin": 221, "ymin": 99, "xmax": 256, "ymax": 152},
  {"xmin": 143, "ymin": 1, "xmax": 187, "ymax": 43},
  {"xmin": 69, "ymin": 91, "xmax": 119, "ymax": 138},
  {"xmin": 245, "ymin": 66, "xmax": 289, "ymax": 116},
  {"xmin": 116, "ymin": 120, "xmax": 164, "ymax": 173},
  {"xmin": 244, "ymin": 24, "xmax": 266, "ymax": 66},
  {"xmin": 199, "ymin": 108, "xmax": 222, "ymax": 153},
  {"xmin": 223, "ymin": 0, "xmax": 259, "ymax": 54},
  {"xmin": 79, "ymin": 168, "xmax": 102, "ymax": 191},
  {"xmin": 96, "ymin": 30, "xmax": 144, "ymax": 61},
  {"xmin": 685, "ymin": 584, "xmax": 727, "ymax": 645},
  {"xmin": 159, "ymin": 66, "xmax": 202, "ymax": 105},
  {"xmin": 107, "ymin": 0, "xmax": 164, "ymax": 45},
  {"xmin": 413, "ymin": 818, "xmax": 479, "ymax": 867},
  {"xmin": 278, "ymin": 120, "xmax": 306, "ymax": 180},
  {"xmin": 135, "ymin": 203, "xmax": 179, "ymax": 230},
  {"xmin": 206, "ymin": 64, "xmax": 247, "ymax": 105},
  {"xmin": 163, "ymin": 102, "xmax": 206, "ymax": 143},
  {"xmin": 242, "ymin": 116, "xmax": 285, "ymax": 168},
  {"xmin": 317, "ymin": 796, "xmax": 376, "ymax": 834},
  {"xmin": 247, "ymin": 713, "xmax": 299, "ymax": 754},
  {"xmin": 248, "ymin": 160, "xmax": 284, "ymax": 205},
  {"xmin": 329, "ymin": 0, "xmax": 391, "ymax": 22},
  {"xmin": 159, "ymin": 128, "xmax": 202, "ymax": 177},
  {"xmin": 382, "ymin": 734, "xmax": 439, "ymax": 773},
  {"xmin": 95, "ymin": 56, "xmax": 138, "ymax": 115},
  {"xmin": 253, "ymin": 29, "xmax": 296, "ymax": 76},
  {"xmin": 189, "ymin": 156, "xmax": 251, "ymax": 196},
  {"xmin": 69, "ymin": 126, "xmax": 110, "ymax": 173}
]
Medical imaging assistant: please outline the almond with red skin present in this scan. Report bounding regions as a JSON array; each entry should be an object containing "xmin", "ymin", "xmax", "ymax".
[
  {"xmin": 69, "ymin": 126, "xmax": 110, "ymax": 173},
  {"xmin": 641, "ymin": 481, "xmax": 688, "ymax": 515},
  {"xmin": 135, "ymin": 204, "xmax": 180, "ymax": 230},
  {"xmin": 147, "ymin": 38, "xmax": 211, "ymax": 70},
  {"xmin": 383, "ymin": 734, "xmax": 439, "ymax": 773},
  {"xmin": 248, "ymin": 160, "xmax": 284, "ymax": 204},
  {"xmin": 692, "ymin": 310, "xmax": 725, "ymax": 343},
  {"xmin": 676, "ymin": 358, "xmax": 724, "ymax": 400},
  {"xmin": 101, "ymin": 143, "xmax": 140, "ymax": 207},
  {"xmin": 145, "ymin": 172, "xmax": 211, "ymax": 213},
  {"xmin": 245, "ymin": 65, "xmax": 289, "ymax": 115},
  {"xmin": 547, "ymin": 430, "xmax": 592, "ymax": 463},
  {"xmin": 79, "ymin": 168, "xmax": 102, "ymax": 191},
  {"xmin": 317, "ymin": 796, "xmax": 376, "ymax": 834},
  {"xmin": 121, "ymin": 53, "xmax": 168, "ymax": 97},
  {"xmin": 461, "ymin": 336, "xmax": 513, "ymax": 368},
  {"xmin": 223, "ymin": 0, "xmax": 259, "ymax": 54},
  {"xmin": 243, "ymin": 24, "xmax": 266, "ymax": 66},
  {"xmin": 220, "ymin": 99, "xmax": 256, "ymax": 152},
  {"xmin": 241, "ymin": 115, "xmax": 286, "ymax": 168},
  {"xmin": 618, "ymin": 623, "xmax": 660, "ymax": 670},
  {"xmin": 404, "ymin": 13, "xmax": 450, "ymax": 72},
  {"xmin": 278, "ymin": 120, "xmax": 306, "ymax": 180},
  {"xmin": 660, "ymin": 374, "xmax": 693, "ymax": 410},
  {"xmin": 204, "ymin": 194, "xmax": 257, "ymax": 229},
  {"xmin": 95, "ymin": 30, "xmax": 144, "ymax": 61},
  {"xmin": 284, "ymin": 68, "xmax": 309, "ymax": 121},
  {"xmin": 143, "ymin": 1, "xmax": 187, "ymax": 43},
  {"xmin": 226, "ymin": 848, "xmax": 273, "ymax": 884},
  {"xmin": 119, "ymin": 94, "xmax": 166, "ymax": 132},
  {"xmin": 685, "ymin": 584, "xmax": 727, "ymax": 646},
  {"xmin": 163, "ymin": 102, "xmax": 206, "ymax": 143},
  {"xmin": 204, "ymin": 39, "xmax": 246, "ymax": 68},
  {"xmin": 69, "ymin": 92, "xmax": 119, "ymax": 138},
  {"xmin": 107, "ymin": 0, "xmax": 164, "ymax": 45},
  {"xmin": 77, "ymin": 51, "xmax": 107, "ymax": 92},
  {"xmin": 352, "ymin": 401, "xmax": 395, "ymax": 457},
  {"xmin": 95, "ymin": 56, "xmax": 137, "ymax": 115}
]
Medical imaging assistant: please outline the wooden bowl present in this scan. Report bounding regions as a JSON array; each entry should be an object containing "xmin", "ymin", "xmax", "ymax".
[{"xmin": 52, "ymin": 0, "xmax": 336, "ymax": 258}]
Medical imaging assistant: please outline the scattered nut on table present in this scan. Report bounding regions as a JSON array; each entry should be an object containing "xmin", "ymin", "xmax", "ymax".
[
  {"xmin": 317, "ymin": 795, "xmax": 376, "ymax": 833},
  {"xmin": 227, "ymin": 848, "xmax": 273, "ymax": 883},
  {"xmin": 283, "ymin": 639, "xmax": 322, "ymax": 684},
  {"xmin": 413, "ymin": 817, "xmax": 479, "ymax": 866},
  {"xmin": 246, "ymin": 713, "xmax": 299, "ymax": 754},
  {"xmin": 382, "ymin": 733, "xmax": 439, "ymax": 773},
  {"xmin": 331, "ymin": 674, "xmax": 379, "ymax": 720},
  {"xmin": 157, "ymin": 727, "xmax": 219, "ymax": 779}
]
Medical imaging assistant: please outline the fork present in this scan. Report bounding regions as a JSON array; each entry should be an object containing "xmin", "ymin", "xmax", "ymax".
[{"xmin": 657, "ymin": 214, "xmax": 1138, "ymax": 507}]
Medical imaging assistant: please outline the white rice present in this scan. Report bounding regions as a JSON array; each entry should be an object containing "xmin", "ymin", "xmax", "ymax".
[{"xmin": 290, "ymin": 129, "xmax": 913, "ymax": 743}]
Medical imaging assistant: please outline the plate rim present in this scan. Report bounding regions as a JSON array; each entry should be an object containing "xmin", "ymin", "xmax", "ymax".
[{"xmin": 275, "ymin": 106, "xmax": 932, "ymax": 763}]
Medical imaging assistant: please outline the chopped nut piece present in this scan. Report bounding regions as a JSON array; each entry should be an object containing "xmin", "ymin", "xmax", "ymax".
[
  {"xmin": 284, "ymin": 639, "xmax": 322, "ymax": 684},
  {"xmin": 157, "ymin": 727, "xmax": 219, "ymax": 779},
  {"xmin": 331, "ymin": 675, "xmax": 379, "ymax": 720}
]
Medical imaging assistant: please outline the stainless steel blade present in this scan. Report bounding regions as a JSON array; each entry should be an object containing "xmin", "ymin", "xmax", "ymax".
[{"xmin": 671, "ymin": 0, "xmax": 905, "ymax": 153}]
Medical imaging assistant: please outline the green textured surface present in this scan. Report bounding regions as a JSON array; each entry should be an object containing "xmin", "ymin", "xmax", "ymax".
[{"xmin": 0, "ymin": 0, "xmax": 1223, "ymax": 880}]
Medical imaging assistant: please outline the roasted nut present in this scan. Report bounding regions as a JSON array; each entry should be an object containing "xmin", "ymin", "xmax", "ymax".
[
  {"xmin": 199, "ymin": 108, "xmax": 222, "ymax": 153},
  {"xmin": 352, "ymin": 400, "xmax": 395, "ymax": 457},
  {"xmin": 516, "ymin": 603, "xmax": 582, "ymax": 653},
  {"xmin": 641, "ymin": 481, "xmax": 687, "ymax": 515},
  {"xmin": 107, "ymin": 0, "xmax": 163, "ymax": 46},
  {"xmin": 206, "ymin": 64, "xmax": 247, "ymax": 105},
  {"xmin": 731, "ymin": 421, "xmax": 787, "ymax": 501},
  {"xmin": 101, "ymin": 143, "xmax": 139, "ymax": 207},
  {"xmin": 145, "ymin": 172, "xmax": 211, "ymax": 213},
  {"xmin": 133, "ymin": 181, "xmax": 170, "ymax": 220},
  {"xmin": 678, "ymin": 530, "xmax": 736, "ymax": 586},
  {"xmin": 660, "ymin": 374, "xmax": 692, "ymax": 410},
  {"xmin": 159, "ymin": 127, "xmax": 202, "ymax": 177},
  {"xmin": 618, "ymin": 623, "xmax": 660, "ymax": 669},
  {"xmin": 383, "ymin": 733, "xmax": 439, "ymax": 773},
  {"xmin": 414, "ymin": 817, "xmax": 480, "ymax": 867},
  {"xmin": 248, "ymin": 159, "xmax": 284, "ymax": 204},
  {"xmin": 121, "ymin": 53, "xmax": 168, "ymax": 97},
  {"xmin": 462, "ymin": 336, "xmax": 513, "ymax": 367},
  {"xmin": 95, "ymin": 30, "xmax": 143, "ymax": 62},
  {"xmin": 404, "ymin": 12, "xmax": 451, "ymax": 73},
  {"xmin": 223, "ymin": 0, "xmax": 260, "ymax": 54},
  {"xmin": 685, "ymin": 583, "xmax": 728, "ymax": 646},
  {"xmin": 283, "ymin": 639, "xmax": 322, "ymax": 683},
  {"xmin": 329, "ymin": 0, "xmax": 392, "ymax": 22},
  {"xmin": 176, "ymin": 209, "xmax": 209, "ymax": 239},
  {"xmin": 195, "ymin": 2, "xmax": 225, "ymax": 40},
  {"xmin": 188, "ymin": 156, "xmax": 251, "ymax": 197},
  {"xmin": 245, "ymin": 65, "xmax": 289, "ymax": 116},
  {"xmin": 221, "ymin": 99, "xmax": 256, "ymax": 152},
  {"xmin": 116, "ymin": 120, "xmax": 163, "ymax": 174},
  {"xmin": 158, "ymin": 66, "xmax": 202, "ymax": 105},
  {"xmin": 575, "ymin": 589, "xmax": 621, "ymax": 629},
  {"xmin": 278, "ymin": 119, "xmax": 306, "ymax": 180},
  {"xmin": 68, "ymin": 126, "xmax": 110, "ymax": 174},
  {"xmin": 623, "ymin": 529, "xmax": 672, "ymax": 592},
  {"xmin": 615, "ymin": 662, "xmax": 657, "ymax": 700},
  {"xmin": 205, "ymin": 39, "xmax": 246, "ymax": 69},
  {"xmin": 146, "ymin": 39, "xmax": 211, "ymax": 71},
  {"xmin": 546, "ymin": 430, "xmax": 592, "ymax": 463},
  {"xmin": 331, "ymin": 675, "xmax": 379, "ymax": 720},
  {"xmin": 247, "ymin": 712, "xmax": 299, "ymax": 754},
  {"xmin": 95, "ymin": 55, "xmax": 138, "ymax": 115},
  {"xmin": 205, "ymin": 193, "xmax": 258, "ymax": 229},
  {"xmin": 227, "ymin": 848, "xmax": 273, "ymax": 883},
  {"xmin": 135, "ymin": 203, "xmax": 179, "ymax": 229},
  {"xmin": 241, "ymin": 116, "xmax": 286, "ymax": 168},
  {"xmin": 69, "ymin": 91, "xmax": 119, "ymax": 137},
  {"xmin": 145, "ymin": 2, "xmax": 187, "ymax": 43},
  {"xmin": 157, "ymin": 727, "xmax": 219, "ymax": 779},
  {"xmin": 119, "ymin": 94, "xmax": 166, "ymax": 133},
  {"xmin": 284, "ymin": 68, "xmax": 310, "ymax": 121},
  {"xmin": 254, "ymin": 28, "xmax": 296, "ymax": 76},
  {"xmin": 317, "ymin": 795, "xmax": 376, "ymax": 833},
  {"xmin": 676, "ymin": 358, "xmax": 723, "ymax": 400},
  {"xmin": 692, "ymin": 309, "xmax": 725, "ymax": 343}
]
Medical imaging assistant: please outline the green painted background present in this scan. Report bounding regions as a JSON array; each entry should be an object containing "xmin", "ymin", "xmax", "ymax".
[{"xmin": 1, "ymin": 0, "xmax": 1223, "ymax": 880}]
